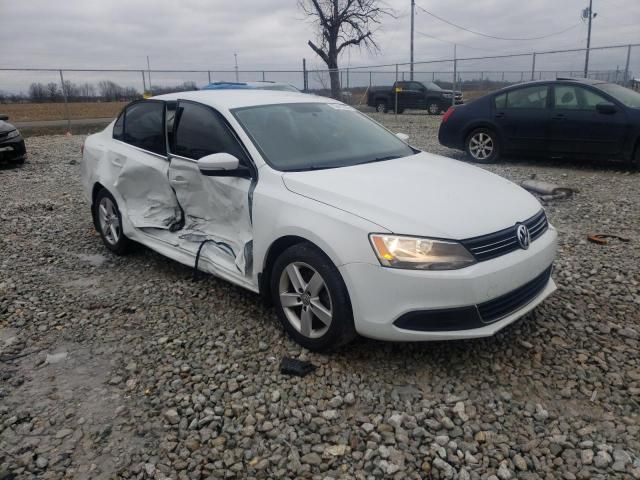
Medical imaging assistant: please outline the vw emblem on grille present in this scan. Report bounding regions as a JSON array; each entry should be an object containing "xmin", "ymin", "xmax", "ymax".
[{"xmin": 516, "ymin": 224, "xmax": 531, "ymax": 250}]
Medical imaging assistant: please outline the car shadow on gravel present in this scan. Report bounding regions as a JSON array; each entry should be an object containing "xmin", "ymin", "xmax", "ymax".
[{"xmin": 495, "ymin": 155, "xmax": 639, "ymax": 173}]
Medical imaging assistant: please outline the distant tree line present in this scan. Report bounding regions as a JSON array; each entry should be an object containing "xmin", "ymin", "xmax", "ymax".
[{"xmin": 0, "ymin": 80, "xmax": 198, "ymax": 104}]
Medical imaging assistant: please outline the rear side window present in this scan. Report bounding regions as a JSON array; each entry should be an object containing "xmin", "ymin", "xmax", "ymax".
[
  {"xmin": 121, "ymin": 101, "xmax": 166, "ymax": 155},
  {"xmin": 173, "ymin": 101, "xmax": 247, "ymax": 163},
  {"xmin": 506, "ymin": 85, "xmax": 548, "ymax": 109}
]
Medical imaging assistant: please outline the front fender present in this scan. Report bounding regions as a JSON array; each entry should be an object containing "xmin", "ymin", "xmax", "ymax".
[{"xmin": 251, "ymin": 178, "xmax": 388, "ymax": 286}]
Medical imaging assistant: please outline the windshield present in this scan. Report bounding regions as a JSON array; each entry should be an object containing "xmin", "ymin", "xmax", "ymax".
[
  {"xmin": 424, "ymin": 82, "xmax": 442, "ymax": 91},
  {"xmin": 232, "ymin": 103, "xmax": 415, "ymax": 171},
  {"xmin": 598, "ymin": 83, "xmax": 640, "ymax": 108}
]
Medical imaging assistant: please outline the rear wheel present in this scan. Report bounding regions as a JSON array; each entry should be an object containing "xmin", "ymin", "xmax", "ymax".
[
  {"xmin": 466, "ymin": 128, "xmax": 500, "ymax": 163},
  {"xmin": 95, "ymin": 188, "xmax": 132, "ymax": 255},
  {"xmin": 632, "ymin": 140, "xmax": 640, "ymax": 169},
  {"xmin": 271, "ymin": 243, "xmax": 356, "ymax": 351},
  {"xmin": 375, "ymin": 101, "xmax": 389, "ymax": 113}
]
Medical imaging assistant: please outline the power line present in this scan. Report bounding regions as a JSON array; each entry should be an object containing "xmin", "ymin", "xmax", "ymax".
[{"xmin": 415, "ymin": 3, "xmax": 582, "ymax": 41}]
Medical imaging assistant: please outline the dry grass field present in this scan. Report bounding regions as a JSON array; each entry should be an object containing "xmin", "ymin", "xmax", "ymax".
[{"xmin": 0, "ymin": 102, "xmax": 127, "ymax": 122}]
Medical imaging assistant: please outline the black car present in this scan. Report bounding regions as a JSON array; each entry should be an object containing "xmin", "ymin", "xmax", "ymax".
[
  {"xmin": 438, "ymin": 78, "xmax": 640, "ymax": 165},
  {"xmin": 0, "ymin": 115, "xmax": 27, "ymax": 165},
  {"xmin": 367, "ymin": 80, "xmax": 463, "ymax": 115}
]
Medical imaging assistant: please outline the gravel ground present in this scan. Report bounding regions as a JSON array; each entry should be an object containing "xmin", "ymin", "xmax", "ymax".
[{"xmin": 1, "ymin": 114, "xmax": 639, "ymax": 480}]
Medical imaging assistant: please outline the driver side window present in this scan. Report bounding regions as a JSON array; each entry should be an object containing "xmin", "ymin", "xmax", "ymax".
[{"xmin": 172, "ymin": 101, "xmax": 248, "ymax": 164}]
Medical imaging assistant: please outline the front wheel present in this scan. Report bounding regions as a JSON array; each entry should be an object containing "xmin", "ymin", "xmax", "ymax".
[
  {"xmin": 466, "ymin": 128, "xmax": 500, "ymax": 163},
  {"xmin": 427, "ymin": 101, "xmax": 441, "ymax": 115},
  {"xmin": 375, "ymin": 101, "xmax": 389, "ymax": 113},
  {"xmin": 270, "ymin": 243, "xmax": 356, "ymax": 351}
]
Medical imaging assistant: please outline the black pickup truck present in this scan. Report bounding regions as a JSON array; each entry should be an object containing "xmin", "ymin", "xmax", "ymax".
[{"xmin": 367, "ymin": 80, "xmax": 463, "ymax": 114}]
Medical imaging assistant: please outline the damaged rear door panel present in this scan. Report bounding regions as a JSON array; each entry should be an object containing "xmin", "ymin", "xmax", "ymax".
[
  {"xmin": 111, "ymin": 100, "xmax": 181, "ymax": 230},
  {"xmin": 166, "ymin": 100, "xmax": 255, "ymax": 278}
]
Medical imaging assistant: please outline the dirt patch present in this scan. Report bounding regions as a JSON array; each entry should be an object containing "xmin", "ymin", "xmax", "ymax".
[{"xmin": 1, "ymin": 102, "xmax": 126, "ymax": 122}]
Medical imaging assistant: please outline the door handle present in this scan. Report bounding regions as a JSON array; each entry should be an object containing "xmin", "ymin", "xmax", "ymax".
[
  {"xmin": 171, "ymin": 177, "xmax": 188, "ymax": 185},
  {"xmin": 494, "ymin": 112, "xmax": 505, "ymax": 118},
  {"xmin": 552, "ymin": 114, "xmax": 566, "ymax": 120},
  {"xmin": 110, "ymin": 157, "xmax": 124, "ymax": 167}
]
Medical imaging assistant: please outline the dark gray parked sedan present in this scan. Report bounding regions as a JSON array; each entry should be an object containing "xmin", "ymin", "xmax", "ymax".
[
  {"xmin": 438, "ymin": 78, "xmax": 640, "ymax": 165},
  {"xmin": 0, "ymin": 115, "xmax": 27, "ymax": 164}
]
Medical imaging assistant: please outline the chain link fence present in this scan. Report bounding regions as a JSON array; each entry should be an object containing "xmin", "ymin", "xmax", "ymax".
[{"xmin": 0, "ymin": 43, "xmax": 637, "ymax": 129}]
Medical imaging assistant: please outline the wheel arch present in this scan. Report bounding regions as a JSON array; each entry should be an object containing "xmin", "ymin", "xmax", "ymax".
[
  {"xmin": 259, "ymin": 235, "xmax": 330, "ymax": 305},
  {"xmin": 90, "ymin": 182, "xmax": 107, "ymax": 230},
  {"xmin": 463, "ymin": 121, "xmax": 502, "ymax": 146}
]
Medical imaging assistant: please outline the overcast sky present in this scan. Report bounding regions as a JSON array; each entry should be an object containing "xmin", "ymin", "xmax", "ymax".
[{"xmin": 1, "ymin": 0, "xmax": 638, "ymax": 91}]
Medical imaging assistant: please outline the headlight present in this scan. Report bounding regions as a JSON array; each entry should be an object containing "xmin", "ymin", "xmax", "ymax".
[
  {"xmin": 5, "ymin": 129, "xmax": 20, "ymax": 139},
  {"xmin": 369, "ymin": 234, "xmax": 476, "ymax": 270}
]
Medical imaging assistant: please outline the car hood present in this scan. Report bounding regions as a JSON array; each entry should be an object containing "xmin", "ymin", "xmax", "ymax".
[
  {"xmin": 0, "ymin": 121, "xmax": 16, "ymax": 134},
  {"xmin": 282, "ymin": 152, "xmax": 542, "ymax": 239}
]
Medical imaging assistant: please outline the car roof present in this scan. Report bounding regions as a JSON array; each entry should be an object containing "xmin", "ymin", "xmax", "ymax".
[
  {"xmin": 151, "ymin": 89, "xmax": 330, "ymax": 110},
  {"xmin": 494, "ymin": 77, "xmax": 608, "ymax": 94}
]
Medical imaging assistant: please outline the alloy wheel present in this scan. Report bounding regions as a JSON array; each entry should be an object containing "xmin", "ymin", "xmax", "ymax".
[
  {"xmin": 428, "ymin": 103, "xmax": 440, "ymax": 114},
  {"xmin": 98, "ymin": 196, "xmax": 121, "ymax": 245},
  {"xmin": 469, "ymin": 132, "xmax": 494, "ymax": 161},
  {"xmin": 278, "ymin": 262, "xmax": 333, "ymax": 339},
  {"xmin": 376, "ymin": 103, "xmax": 386, "ymax": 113}
]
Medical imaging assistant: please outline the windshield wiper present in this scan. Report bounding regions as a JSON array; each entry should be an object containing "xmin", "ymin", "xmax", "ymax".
[
  {"xmin": 287, "ymin": 164, "xmax": 342, "ymax": 172},
  {"xmin": 354, "ymin": 155, "xmax": 401, "ymax": 166}
]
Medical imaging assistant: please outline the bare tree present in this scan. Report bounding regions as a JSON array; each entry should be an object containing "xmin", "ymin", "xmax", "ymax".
[
  {"xmin": 46, "ymin": 82, "xmax": 59, "ymax": 102},
  {"xmin": 299, "ymin": 0, "xmax": 389, "ymax": 99},
  {"xmin": 29, "ymin": 82, "xmax": 48, "ymax": 102}
]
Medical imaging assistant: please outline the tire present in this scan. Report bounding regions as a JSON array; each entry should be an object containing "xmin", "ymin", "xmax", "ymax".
[
  {"xmin": 396, "ymin": 107, "xmax": 405, "ymax": 114},
  {"xmin": 465, "ymin": 128, "xmax": 500, "ymax": 163},
  {"xmin": 270, "ymin": 242, "xmax": 356, "ymax": 352},
  {"xmin": 94, "ymin": 188, "xmax": 132, "ymax": 255},
  {"xmin": 632, "ymin": 141, "xmax": 640, "ymax": 169},
  {"xmin": 375, "ymin": 101, "xmax": 389, "ymax": 113},
  {"xmin": 427, "ymin": 101, "xmax": 441, "ymax": 115}
]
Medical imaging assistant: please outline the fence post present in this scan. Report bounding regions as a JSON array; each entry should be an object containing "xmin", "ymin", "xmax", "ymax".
[
  {"xmin": 207, "ymin": 71, "xmax": 211, "ymax": 84},
  {"xmin": 346, "ymin": 68, "xmax": 350, "ymax": 89},
  {"xmin": 59, "ymin": 70, "xmax": 71, "ymax": 134},
  {"xmin": 394, "ymin": 64, "xmax": 398, "ymax": 117},
  {"xmin": 531, "ymin": 52, "xmax": 537, "ymax": 81},
  {"xmin": 141, "ymin": 70, "xmax": 147, "ymax": 94},
  {"xmin": 624, "ymin": 44, "xmax": 631, "ymax": 85},
  {"xmin": 452, "ymin": 58, "xmax": 457, "ymax": 108},
  {"xmin": 262, "ymin": 71, "xmax": 266, "ymax": 81},
  {"xmin": 369, "ymin": 71, "xmax": 372, "ymax": 87},
  {"xmin": 432, "ymin": 72, "xmax": 435, "ymax": 81},
  {"xmin": 302, "ymin": 58, "xmax": 307, "ymax": 91}
]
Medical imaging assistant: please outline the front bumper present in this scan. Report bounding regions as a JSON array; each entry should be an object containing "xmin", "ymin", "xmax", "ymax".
[
  {"xmin": 0, "ymin": 136, "xmax": 27, "ymax": 162},
  {"xmin": 339, "ymin": 226, "xmax": 557, "ymax": 341}
]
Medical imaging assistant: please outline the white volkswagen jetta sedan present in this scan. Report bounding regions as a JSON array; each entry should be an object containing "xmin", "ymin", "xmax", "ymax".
[{"xmin": 80, "ymin": 90, "xmax": 557, "ymax": 351}]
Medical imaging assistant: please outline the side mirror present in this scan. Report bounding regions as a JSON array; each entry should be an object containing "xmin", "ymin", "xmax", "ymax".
[
  {"xmin": 596, "ymin": 102, "xmax": 617, "ymax": 114},
  {"xmin": 396, "ymin": 132, "xmax": 410, "ymax": 143},
  {"xmin": 0, "ymin": 114, "xmax": 8, "ymax": 121},
  {"xmin": 198, "ymin": 152, "xmax": 240, "ymax": 175}
]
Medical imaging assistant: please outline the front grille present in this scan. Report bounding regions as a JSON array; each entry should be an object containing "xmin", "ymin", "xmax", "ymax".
[
  {"xmin": 461, "ymin": 210, "xmax": 548, "ymax": 262},
  {"xmin": 477, "ymin": 265, "xmax": 552, "ymax": 323}
]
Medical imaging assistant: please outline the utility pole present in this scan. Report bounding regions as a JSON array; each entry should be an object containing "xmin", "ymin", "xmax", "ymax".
[
  {"xmin": 234, "ymin": 53, "xmax": 239, "ymax": 82},
  {"xmin": 410, "ymin": 0, "xmax": 415, "ymax": 80},
  {"xmin": 583, "ymin": 0, "xmax": 595, "ymax": 78},
  {"xmin": 452, "ymin": 44, "xmax": 457, "ymax": 108},
  {"xmin": 147, "ymin": 56, "xmax": 152, "ymax": 95}
]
